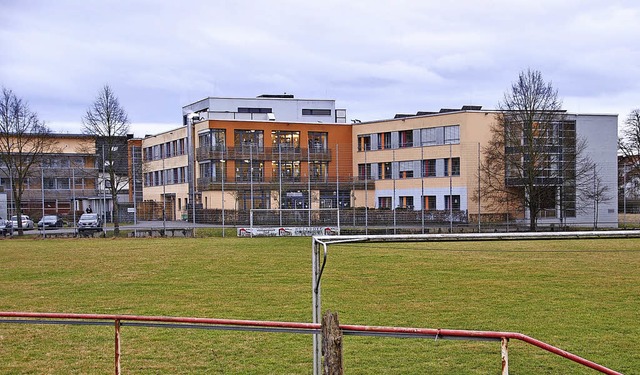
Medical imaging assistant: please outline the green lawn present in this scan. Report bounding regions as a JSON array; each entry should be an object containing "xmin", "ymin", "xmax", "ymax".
[{"xmin": 0, "ymin": 237, "xmax": 638, "ymax": 374}]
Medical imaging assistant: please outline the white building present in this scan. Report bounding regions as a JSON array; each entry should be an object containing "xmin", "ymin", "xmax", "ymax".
[{"xmin": 182, "ymin": 94, "xmax": 347, "ymax": 124}]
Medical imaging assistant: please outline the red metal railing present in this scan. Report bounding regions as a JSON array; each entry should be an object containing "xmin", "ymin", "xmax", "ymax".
[{"xmin": 0, "ymin": 311, "xmax": 622, "ymax": 375}]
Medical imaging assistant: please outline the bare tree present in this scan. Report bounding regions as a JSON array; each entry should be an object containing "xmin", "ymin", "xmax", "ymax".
[
  {"xmin": 480, "ymin": 69, "xmax": 591, "ymax": 231},
  {"xmin": 619, "ymin": 109, "xmax": 640, "ymax": 159},
  {"xmin": 82, "ymin": 85, "xmax": 130, "ymax": 236},
  {"xmin": 0, "ymin": 87, "xmax": 57, "ymax": 235},
  {"xmin": 618, "ymin": 109, "xmax": 640, "ymax": 195},
  {"xmin": 577, "ymin": 163, "xmax": 612, "ymax": 229}
]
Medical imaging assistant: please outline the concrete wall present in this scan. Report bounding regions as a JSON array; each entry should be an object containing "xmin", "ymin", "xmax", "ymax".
[{"xmin": 573, "ymin": 114, "xmax": 619, "ymax": 227}]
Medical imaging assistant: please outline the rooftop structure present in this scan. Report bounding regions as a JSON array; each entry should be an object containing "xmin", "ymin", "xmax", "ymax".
[{"xmin": 182, "ymin": 94, "xmax": 347, "ymax": 124}]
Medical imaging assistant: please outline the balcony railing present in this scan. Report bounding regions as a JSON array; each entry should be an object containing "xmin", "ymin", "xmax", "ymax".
[
  {"xmin": 197, "ymin": 176, "xmax": 374, "ymax": 191},
  {"xmin": 196, "ymin": 146, "xmax": 332, "ymax": 162}
]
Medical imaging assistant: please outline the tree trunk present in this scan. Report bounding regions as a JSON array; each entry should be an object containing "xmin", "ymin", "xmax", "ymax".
[
  {"xmin": 13, "ymin": 188, "xmax": 24, "ymax": 236},
  {"xmin": 529, "ymin": 201, "xmax": 538, "ymax": 231},
  {"xmin": 112, "ymin": 191, "xmax": 120, "ymax": 236},
  {"xmin": 322, "ymin": 311, "xmax": 343, "ymax": 375}
]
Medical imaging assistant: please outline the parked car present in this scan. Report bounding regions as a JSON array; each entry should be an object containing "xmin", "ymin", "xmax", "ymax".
[
  {"xmin": 77, "ymin": 213, "xmax": 103, "ymax": 234},
  {"xmin": 11, "ymin": 215, "xmax": 34, "ymax": 230},
  {"xmin": 37, "ymin": 215, "xmax": 64, "ymax": 229},
  {"xmin": 0, "ymin": 217, "xmax": 14, "ymax": 236}
]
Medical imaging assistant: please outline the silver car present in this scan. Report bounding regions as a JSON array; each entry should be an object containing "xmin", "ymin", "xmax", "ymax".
[
  {"xmin": 77, "ymin": 213, "xmax": 103, "ymax": 233},
  {"xmin": 11, "ymin": 215, "xmax": 34, "ymax": 230},
  {"xmin": 0, "ymin": 217, "xmax": 13, "ymax": 236}
]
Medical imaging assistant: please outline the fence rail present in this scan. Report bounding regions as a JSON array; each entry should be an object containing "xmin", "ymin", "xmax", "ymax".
[{"xmin": 0, "ymin": 311, "xmax": 622, "ymax": 374}]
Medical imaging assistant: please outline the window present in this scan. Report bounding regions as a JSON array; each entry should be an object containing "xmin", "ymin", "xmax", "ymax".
[
  {"xmin": 319, "ymin": 190, "xmax": 350, "ymax": 209},
  {"xmin": 423, "ymin": 159, "xmax": 436, "ymax": 177},
  {"xmin": 199, "ymin": 132, "xmax": 211, "ymax": 148},
  {"xmin": 143, "ymin": 147, "xmax": 151, "ymax": 161},
  {"xmin": 238, "ymin": 161, "xmax": 265, "ymax": 182},
  {"xmin": 272, "ymin": 161, "xmax": 299, "ymax": 182},
  {"xmin": 451, "ymin": 157, "xmax": 460, "ymax": 176},
  {"xmin": 420, "ymin": 125, "xmax": 460, "ymax": 146},
  {"xmin": 445, "ymin": 195, "xmax": 461, "ymax": 210},
  {"xmin": 235, "ymin": 130, "xmax": 264, "ymax": 149},
  {"xmin": 152, "ymin": 145, "xmax": 162, "ymax": 160},
  {"xmin": 399, "ymin": 196, "xmax": 414, "ymax": 209},
  {"xmin": 199, "ymin": 161, "xmax": 226, "ymax": 182},
  {"xmin": 358, "ymin": 164, "xmax": 371, "ymax": 180},
  {"xmin": 302, "ymin": 109, "xmax": 332, "ymax": 116},
  {"xmin": 381, "ymin": 162, "xmax": 392, "ymax": 179},
  {"xmin": 43, "ymin": 178, "xmax": 56, "ymax": 190},
  {"xmin": 378, "ymin": 197, "xmax": 392, "ymax": 209},
  {"xmin": 399, "ymin": 161, "xmax": 414, "ymax": 179},
  {"xmin": 281, "ymin": 190, "xmax": 309, "ymax": 209},
  {"xmin": 377, "ymin": 132, "xmax": 391, "ymax": 149},
  {"xmin": 399, "ymin": 130, "xmax": 413, "ymax": 148},
  {"xmin": 238, "ymin": 190, "xmax": 271, "ymax": 210},
  {"xmin": 423, "ymin": 195, "xmax": 436, "ymax": 211},
  {"xmin": 444, "ymin": 125, "xmax": 460, "ymax": 144},
  {"xmin": 308, "ymin": 132, "xmax": 328, "ymax": 152},
  {"xmin": 56, "ymin": 178, "xmax": 70, "ymax": 190},
  {"xmin": 309, "ymin": 161, "xmax": 329, "ymax": 182},
  {"xmin": 238, "ymin": 107, "xmax": 272, "ymax": 113},
  {"xmin": 71, "ymin": 157, "xmax": 85, "ymax": 168},
  {"xmin": 357, "ymin": 135, "xmax": 371, "ymax": 151},
  {"xmin": 272, "ymin": 130, "xmax": 300, "ymax": 150},
  {"xmin": 177, "ymin": 138, "xmax": 185, "ymax": 155},
  {"xmin": 421, "ymin": 127, "xmax": 439, "ymax": 146}
]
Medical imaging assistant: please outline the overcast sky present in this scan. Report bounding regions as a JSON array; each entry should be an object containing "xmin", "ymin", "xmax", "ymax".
[{"xmin": 1, "ymin": 0, "xmax": 638, "ymax": 137}]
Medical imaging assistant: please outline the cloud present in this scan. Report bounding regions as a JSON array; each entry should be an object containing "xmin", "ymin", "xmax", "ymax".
[{"xmin": 1, "ymin": 0, "xmax": 639, "ymax": 131}]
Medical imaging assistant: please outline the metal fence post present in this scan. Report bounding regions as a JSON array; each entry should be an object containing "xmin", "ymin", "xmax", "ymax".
[
  {"xmin": 115, "ymin": 319, "xmax": 121, "ymax": 375},
  {"xmin": 501, "ymin": 337, "xmax": 509, "ymax": 375}
]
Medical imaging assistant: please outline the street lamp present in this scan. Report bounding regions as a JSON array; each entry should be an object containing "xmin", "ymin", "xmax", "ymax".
[
  {"xmin": 186, "ymin": 112, "xmax": 198, "ymax": 225},
  {"xmin": 102, "ymin": 145, "xmax": 108, "ymax": 237},
  {"xmin": 72, "ymin": 166, "xmax": 76, "ymax": 234},
  {"xmin": 41, "ymin": 164, "xmax": 45, "ymax": 239},
  {"xmin": 6, "ymin": 142, "xmax": 14, "ymax": 219},
  {"xmin": 162, "ymin": 156, "xmax": 166, "ymax": 236},
  {"xmin": 131, "ymin": 146, "xmax": 137, "ymax": 237},
  {"xmin": 250, "ymin": 144, "xmax": 254, "ymax": 212},
  {"xmin": 8, "ymin": 171, "xmax": 13, "ymax": 218},
  {"xmin": 221, "ymin": 156, "xmax": 226, "ymax": 238}
]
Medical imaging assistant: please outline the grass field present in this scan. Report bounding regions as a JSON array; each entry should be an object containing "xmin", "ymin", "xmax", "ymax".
[{"xmin": 0, "ymin": 236, "xmax": 638, "ymax": 374}]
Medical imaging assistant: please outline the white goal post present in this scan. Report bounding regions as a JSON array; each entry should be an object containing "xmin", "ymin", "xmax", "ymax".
[{"xmin": 310, "ymin": 230, "xmax": 640, "ymax": 375}]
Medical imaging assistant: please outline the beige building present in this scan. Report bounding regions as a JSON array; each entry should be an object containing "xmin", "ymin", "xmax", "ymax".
[
  {"xmin": 142, "ymin": 127, "xmax": 190, "ymax": 220},
  {"xmin": 0, "ymin": 134, "xmax": 99, "ymax": 220},
  {"xmin": 352, "ymin": 106, "xmax": 619, "ymax": 227},
  {"xmin": 352, "ymin": 107, "xmax": 493, "ymax": 220}
]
